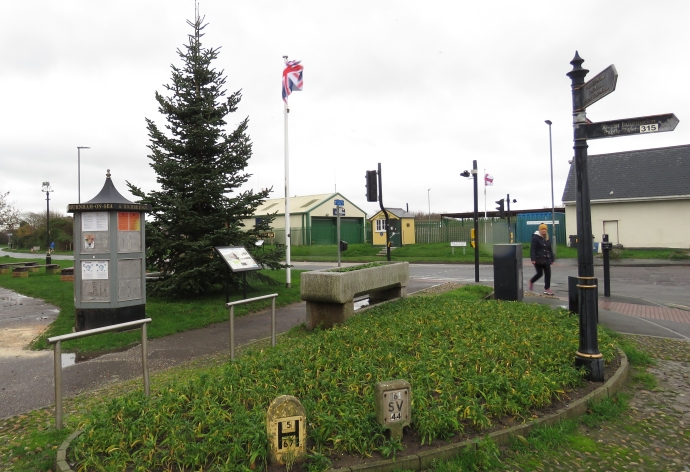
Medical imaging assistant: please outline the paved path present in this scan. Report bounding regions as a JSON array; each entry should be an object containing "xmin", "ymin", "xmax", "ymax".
[{"xmin": 599, "ymin": 300, "xmax": 690, "ymax": 324}]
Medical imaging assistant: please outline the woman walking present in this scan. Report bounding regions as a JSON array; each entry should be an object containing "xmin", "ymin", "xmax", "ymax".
[{"xmin": 529, "ymin": 223, "xmax": 555, "ymax": 295}]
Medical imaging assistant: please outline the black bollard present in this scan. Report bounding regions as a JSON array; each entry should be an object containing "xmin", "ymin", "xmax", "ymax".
[{"xmin": 602, "ymin": 234, "xmax": 612, "ymax": 297}]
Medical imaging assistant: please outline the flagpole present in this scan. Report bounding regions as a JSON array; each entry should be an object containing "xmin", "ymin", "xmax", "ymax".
[
  {"xmin": 483, "ymin": 169, "xmax": 487, "ymax": 243},
  {"xmin": 483, "ymin": 169, "xmax": 487, "ymax": 218},
  {"xmin": 283, "ymin": 56, "xmax": 291, "ymax": 288}
]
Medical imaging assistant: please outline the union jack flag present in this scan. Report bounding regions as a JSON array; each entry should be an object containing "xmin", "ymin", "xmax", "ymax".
[
  {"xmin": 282, "ymin": 60, "xmax": 303, "ymax": 103},
  {"xmin": 484, "ymin": 174, "xmax": 494, "ymax": 186}
]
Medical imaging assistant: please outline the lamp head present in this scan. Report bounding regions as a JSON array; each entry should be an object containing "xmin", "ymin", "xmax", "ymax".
[{"xmin": 545, "ymin": 120, "xmax": 552, "ymax": 125}]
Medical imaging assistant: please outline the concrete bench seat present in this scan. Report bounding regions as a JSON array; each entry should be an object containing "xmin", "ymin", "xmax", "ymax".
[
  {"xmin": 301, "ymin": 262, "xmax": 409, "ymax": 329},
  {"xmin": 12, "ymin": 266, "xmax": 29, "ymax": 278},
  {"xmin": 6, "ymin": 264, "xmax": 61, "ymax": 276},
  {"xmin": 61, "ymin": 267, "xmax": 74, "ymax": 282}
]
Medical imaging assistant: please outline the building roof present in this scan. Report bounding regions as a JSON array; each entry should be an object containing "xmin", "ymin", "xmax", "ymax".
[
  {"xmin": 561, "ymin": 144, "xmax": 690, "ymax": 203},
  {"xmin": 253, "ymin": 193, "xmax": 366, "ymax": 216},
  {"xmin": 369, "ymin": 208, "xmax": 415, "ymax": 220},
  {"xmin": 86, "ymin": 170, "xmax": 133, "ymax": 204}
]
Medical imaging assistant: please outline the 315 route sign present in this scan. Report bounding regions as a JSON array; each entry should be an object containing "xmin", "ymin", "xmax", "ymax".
[{"xmin": 583, "ymin": 113, "xmax": 679, "ymax": 140}]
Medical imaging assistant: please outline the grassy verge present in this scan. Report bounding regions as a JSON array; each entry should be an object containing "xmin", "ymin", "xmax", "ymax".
[
  {"xmin": 0, "ymin": 259, "xmax": 303, "ymax": 353},
  {"xmin": 429, "ymin": 331, "xmax": 670, "ymax": 472},
  {"xmin": 2, "ymin": 282, "xmax": 679, "ymax": 472},
  {"xmin": 54, "ymin": 288, "xmax": 619, "ymax": 471},
  {"xmin": 263, "ymin": 242, "xmax": 686, "ymax": 263}
]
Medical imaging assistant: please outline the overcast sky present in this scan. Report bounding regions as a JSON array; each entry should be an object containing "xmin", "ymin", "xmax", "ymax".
[{"xmin": 3, "ymin": 1, "xmax": 690, "ymax": 220}]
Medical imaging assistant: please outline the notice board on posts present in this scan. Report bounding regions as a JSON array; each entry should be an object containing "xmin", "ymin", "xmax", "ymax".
[{"xmin": 215, "ymin": 246, "xmax": 261, "ymax": 272}]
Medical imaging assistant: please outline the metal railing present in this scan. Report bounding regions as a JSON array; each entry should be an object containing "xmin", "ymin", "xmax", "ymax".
[
  {"xmin": 47, "ymin": 318, "xmax": 152, "ymax": 429},
  {"xmin": 227, "ymin": 294, "xmax": 278, "ymax": 361}
]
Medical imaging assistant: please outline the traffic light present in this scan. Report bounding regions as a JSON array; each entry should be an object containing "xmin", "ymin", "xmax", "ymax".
[
  {"xmin": 495, "ymin": 198, "xmax": 505, "ymax": 217},
  {"xmin": 365, "ymin": 170, "xmax": 378, "ymax": 202},
  {"xmin": 339, "ymin": 240, "xmax": 348, "ymax": 251},
  {"xmin": 470, "ymin": 228, "xmax": 476, "ymax": 248}
]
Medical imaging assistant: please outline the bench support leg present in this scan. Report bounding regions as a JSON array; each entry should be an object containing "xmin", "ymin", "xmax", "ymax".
[{"xmin": 305, "ymin": 300, "xmax": 354, "ymax": 330}]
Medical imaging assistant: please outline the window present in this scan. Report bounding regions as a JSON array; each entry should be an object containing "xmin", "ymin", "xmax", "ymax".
[
  {"xmin": 376, "ymin": 219, "xmax": 386, "ymax": 232},
  {"xmin": 300, "ymin": 199, "xmax": 319, "ymax": 208}
]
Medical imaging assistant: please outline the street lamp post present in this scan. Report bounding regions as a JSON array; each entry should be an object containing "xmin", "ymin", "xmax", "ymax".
[
  {"xmin": 545, "ymin": 120, "xmax": 557, "ymax": 255},
  {"xmin": 77, "ymin": 146, "xmax": 90, "ymax": 203},
  {"xmin": 427, "ymin": 188, "xmax": 431, "ymax": 243},
  {"xmin": 42, "ymin": 182, "xmax": 53, "ymax": 265},
  {"xmin": 461, "ymin": 162, "xmax": 480, "ymax": 283},
  {"xmin": 471, "ymin": 162, "xmax": 479, "ymax": 283}
]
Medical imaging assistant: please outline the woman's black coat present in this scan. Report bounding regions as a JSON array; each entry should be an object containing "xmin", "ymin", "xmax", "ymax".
[{"xmin": 530, "ymin": 232, "xmax": 554, "ymax": 265}]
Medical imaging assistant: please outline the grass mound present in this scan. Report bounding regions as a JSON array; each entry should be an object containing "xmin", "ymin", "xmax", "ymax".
[{"xmin": 71, "ymin": 286, "xmax": 616, "ymax": 471}]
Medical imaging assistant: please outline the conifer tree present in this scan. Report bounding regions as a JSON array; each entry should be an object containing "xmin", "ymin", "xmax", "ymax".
[{"xmin": 128, "ymin": 14, "xmax": 282, "ymax": 297}]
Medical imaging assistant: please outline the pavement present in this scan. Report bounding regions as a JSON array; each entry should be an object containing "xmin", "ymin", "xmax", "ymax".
[{"xmin": 1, "ymin": 252, "xmax": 689, "ymax": 421}]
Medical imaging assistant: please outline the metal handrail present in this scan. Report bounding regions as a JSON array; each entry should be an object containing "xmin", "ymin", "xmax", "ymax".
[
  {"xmin": 226, "ymin": 294, "xmax": 278, "ymax": 361},
  {"xmin": 47, "ymin": 318, "xmax": 152, "ymax": 429}
]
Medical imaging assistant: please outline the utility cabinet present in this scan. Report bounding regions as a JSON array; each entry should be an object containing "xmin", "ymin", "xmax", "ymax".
[
  {"xmin": 493, "ymin": 244, "xmax": 523, "ymax": 301},
  {"xmin": 67, "ymin": 170, "xmax": 151, "ymax": 331}
]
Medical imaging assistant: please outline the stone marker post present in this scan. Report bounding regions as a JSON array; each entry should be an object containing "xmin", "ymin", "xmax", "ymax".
[
  {"xmin": 374, "ymin": 380, "xmax": 411, "ymax": 440},
  {"xmin": 266, "ymin": 395, "xmax": 307, "ymax": 466}
]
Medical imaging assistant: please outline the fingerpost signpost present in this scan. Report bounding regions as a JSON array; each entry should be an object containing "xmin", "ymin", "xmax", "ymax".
[{"xmin": 567, "ymin": 52, "xmax": 678, "ymax": 381}]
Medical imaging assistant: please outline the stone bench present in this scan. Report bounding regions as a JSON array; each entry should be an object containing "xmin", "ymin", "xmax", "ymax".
[
  {"xmin": 61, "ymin": 267, "xmax": 74, "ymax": 282},
  {"xmin": 1, "ymin": 263, "xmax": 38, "ymax": 275},
  {"xmin": 301, "ymin": 262, "xmax": 409, "ymax": 330},
  {"xmin": 7, "ymin": 264, "xmax": 61, "ymax": 276},
  {"xmin": 12, "ymin": 266, "xmax": 29, "ymax": 278}
]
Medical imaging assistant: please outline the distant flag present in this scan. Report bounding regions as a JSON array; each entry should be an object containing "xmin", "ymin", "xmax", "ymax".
[
  {"xmin": 484, "ymin": 174, "xmax": 494, "ymax": 186},
  {"xmin": 282, "ymin": 60, "xmax": 303, "ymax": 103}
]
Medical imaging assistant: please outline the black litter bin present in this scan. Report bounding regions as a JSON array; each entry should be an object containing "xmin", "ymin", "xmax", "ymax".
[
  {"xmin": 493, "ymin": 244, "xmax": 523, "ymax": 301},
  {"xmin": 569, "ymin": 235, "xmax": 578, "ymax": 247}
]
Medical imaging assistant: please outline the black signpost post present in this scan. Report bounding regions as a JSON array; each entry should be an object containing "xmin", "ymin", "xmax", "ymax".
[
  {"xmin": 567, "ymin": 52, "xmax": 678, "ymax": 382},
  {"xmin": 377, "ymin": 163, "xmax": 391, "ymax": 262}
]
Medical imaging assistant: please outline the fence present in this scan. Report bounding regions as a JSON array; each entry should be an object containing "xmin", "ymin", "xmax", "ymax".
[
  {"xmin": 47, "ymin": 318, "xmax": 152, "ymax": 429},
  {"xmin": 415, "ymin": 218, "xmax": 511, "ymax": 245},
  {"xmin": 226, "ymin": 293, "xmax": 278, "ymax": 361},
  {"xmin": 269, "ymin": 219, "xmax": 521, "ymax": 247}
]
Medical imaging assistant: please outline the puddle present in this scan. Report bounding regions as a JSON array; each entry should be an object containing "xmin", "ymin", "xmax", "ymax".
[
  {"xmin": 61, "ymin": 346, "xmax": 131, "ymax": 368},
  {"xmin": 61, "ymin": 353, "xmax": 76, "ymax": 368},
  {"xmin": 354, "ymin": 298, "xmax": 370, "ymax": 310}
]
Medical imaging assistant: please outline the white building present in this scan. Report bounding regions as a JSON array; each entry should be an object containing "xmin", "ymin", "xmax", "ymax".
[{"xmin": 562, "ymin": 144, "xmax": 690, "ymax": 249}]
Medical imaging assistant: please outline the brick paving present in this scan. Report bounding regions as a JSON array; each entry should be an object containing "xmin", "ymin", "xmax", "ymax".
[{"xmin": 599, "ymin": 300, "xmax": 690, "ymax": 324}]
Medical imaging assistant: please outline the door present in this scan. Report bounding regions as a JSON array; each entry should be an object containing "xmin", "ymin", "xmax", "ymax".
[
  {"xmin": 389, "ymin": 219, "xmax": 402, "ymax": 247},
  {"xmin": 311, "ymin": 218, "xmax": 336, "ymax": 245},
  {"xmin": 603, "ymin": 220, "xmax": 619, "ymax": 245},
  {"xmin": 340, "ymin": 218, "xmax": 364, "ymax": 244}
]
